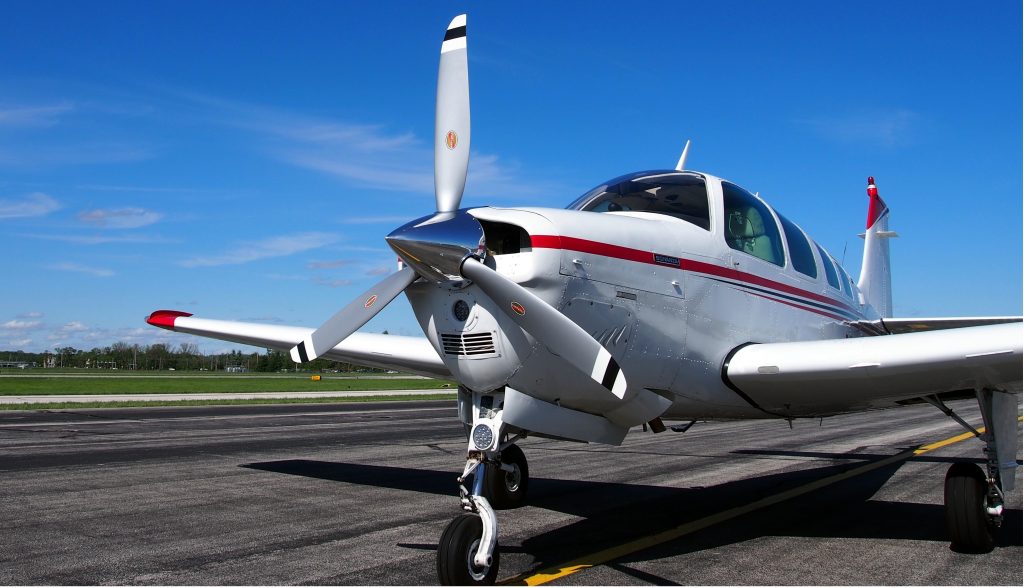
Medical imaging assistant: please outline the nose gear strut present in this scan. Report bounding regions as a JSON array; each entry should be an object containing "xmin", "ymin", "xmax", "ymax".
[{"xmin": 438, "ymin": 388, "xmax": 530, "ymax": 585}]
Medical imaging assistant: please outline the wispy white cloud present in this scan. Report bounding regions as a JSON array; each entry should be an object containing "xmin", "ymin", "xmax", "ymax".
[
  {"xmin": 1, "ymin": 319, "xmax": 43, "ymax": 331},
  {"xmin": 307, "ymin": 259, "xmax": 351, "ymax": 269},
  {"xmin": 284, "ymin": 153, "xmax": 434, "ymax": 193},
  {"xmin": 76, "ymin": 184, "xmax": 249, "ymax": 196},
  {"xmin": 0, "ymin": 192, "xmax": 61, "ymax": 219},
  {"xmin": 48, "ymin": 262, "xmax": 115, "ymax": 277},
  {"xmin": 313, "ymin": 276, "xmax": 354, "ymax": 288},
  {"xmin": 20, "ymin": 232, "xmax": 174, "ymax": 245},
  {"xmin": 796, "ymin": 109, "xmax": 920, "ymax": 147},
  {"xmin": 6, "ymin": 338, "xmax": 32, "ymax": 348},
  {"xmin": 175, "ymin": 91, "xmax": 567, "ymax": 199},
  {"xmin": 365, "ymin": 266, "xmax": 391, "ymax": 276},
  {"xmin": 0, "ymin": 102, "xmax": 74, "ymax": 128},
  {"xmin": 180, "ymin": 232, "xmax": 339, "ymax": 267},
  {"xmin": 264, "ymin": 273, "xmax": 307, "ymax": 281},
  {"xmin": 0, "ymin": 143, "xmax": 154, "ymax": 168},
  {"xmin": 77, "ymin": 207, "xmax": 163, "ymax": 229},
  {"xmin": 17, "ymin": 311, "xmax": 44, "ymax": 319},
  {"xmin": 338, "ymin": 215, "xmax": 417, "ymax": 225}
]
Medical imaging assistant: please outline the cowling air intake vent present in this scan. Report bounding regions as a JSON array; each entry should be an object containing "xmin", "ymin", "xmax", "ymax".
[{"xmin": 441, "ymin": 332, "xmax": 497, "ymax": 357}]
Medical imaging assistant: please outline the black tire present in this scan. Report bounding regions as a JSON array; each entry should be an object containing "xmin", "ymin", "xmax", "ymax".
[
  {"xmin": 436, "ymin": 514, "xmax": 500, "ymax": 585},
  {"xmin": 944, "ymin": 462, "xmax": 995, "ymax": 553},
  {"xmin": 486, "ymin": 444, "xmax": 529, "ymax": 509}
]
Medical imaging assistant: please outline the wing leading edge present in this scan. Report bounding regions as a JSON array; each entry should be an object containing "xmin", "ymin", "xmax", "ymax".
[
  {"xmin": 146, "ymin": 310, "xmax": 450, "ymax": 379},
  {"xmin": 849, "ymin": 315, "xmax": 1021, "ymax": 336},
  {"xmin": 725, "ymin": 322, "xmax": 1023, "ymax": 416}
]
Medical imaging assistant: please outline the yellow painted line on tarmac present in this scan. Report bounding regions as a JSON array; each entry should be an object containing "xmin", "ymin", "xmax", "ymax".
[
  {"xmin": 504, "ymin": 417, "xmax": 1022, "ymax": 586},
  {"xmin": 911, "ymin": 416, "xmax": 1023, "ymax": 456}
]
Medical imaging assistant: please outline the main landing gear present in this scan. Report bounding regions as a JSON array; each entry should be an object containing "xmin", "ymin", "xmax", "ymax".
[
  {"xmin": 437, "ymin": 389, "xmax": 530, "ymax": 585},
  {"xmin": 927, "ymin": 389, "xmax": 1019, "ymax": 553}
]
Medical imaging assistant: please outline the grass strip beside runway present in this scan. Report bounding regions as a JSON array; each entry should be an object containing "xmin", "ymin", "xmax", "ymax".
[
  {"xmin": 0, "ymin": 376, "xmax": 455, "ymax": 395},
  {"xmin": 0, "ymin": 393, "xmax": 457, "ymax": 411}
]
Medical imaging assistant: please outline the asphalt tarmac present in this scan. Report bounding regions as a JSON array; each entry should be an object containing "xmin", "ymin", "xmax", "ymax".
[{"xmin": 0, "ymin": 399, "xmax": 1020, "ymax": 585}]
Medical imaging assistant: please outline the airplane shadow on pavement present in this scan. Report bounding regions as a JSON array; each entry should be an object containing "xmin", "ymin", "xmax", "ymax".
[{"xmin": 241, "ymin": 452, "xmax": 1021, "ymax": 578}]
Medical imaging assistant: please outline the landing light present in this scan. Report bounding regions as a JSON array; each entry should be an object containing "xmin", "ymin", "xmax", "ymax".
[{"xmin": 472, "ymin": 424, "xmax": 494, "ymax": 450}]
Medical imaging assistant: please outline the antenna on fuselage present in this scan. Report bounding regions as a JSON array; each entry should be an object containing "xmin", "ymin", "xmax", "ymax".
[{"xmin": 674, "ymin": 139, "xmax": 691, "ymax": 171}]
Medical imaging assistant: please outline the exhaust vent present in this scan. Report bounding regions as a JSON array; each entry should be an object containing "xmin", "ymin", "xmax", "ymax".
[{"xmin": 441, "ymin": 332, "xmax": 497, "ymax": 357}]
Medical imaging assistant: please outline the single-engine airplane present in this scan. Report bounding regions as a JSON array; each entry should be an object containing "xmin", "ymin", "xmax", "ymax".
[{"xmin": 147, "ymin": 14, "xmax": 1022, "ymax": 585}]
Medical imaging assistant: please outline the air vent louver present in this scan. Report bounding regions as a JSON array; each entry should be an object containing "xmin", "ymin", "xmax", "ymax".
[{"xmin": 441, "ymin": 332, "xmax": 497, "ymax": 356}]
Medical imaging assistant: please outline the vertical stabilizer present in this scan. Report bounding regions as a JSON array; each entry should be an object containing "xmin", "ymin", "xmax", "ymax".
[{"xmin": 857, "ymin": 176, "xmax": 897, "ymax": 317}]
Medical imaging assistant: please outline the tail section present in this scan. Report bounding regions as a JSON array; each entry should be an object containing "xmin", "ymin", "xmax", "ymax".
[{"xmin": 857, "ymin": 176, "xmax": 897, "ymax": 317}]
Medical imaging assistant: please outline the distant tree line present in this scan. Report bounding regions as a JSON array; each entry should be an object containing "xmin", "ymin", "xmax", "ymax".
[{"xmin": 0, "ymin": 342, "xmax": 384, "ymax": 373}]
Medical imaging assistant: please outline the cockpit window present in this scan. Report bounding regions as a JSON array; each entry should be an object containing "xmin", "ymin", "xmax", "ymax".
[
  {"xmin": 722, "ymin": 182, "xmax": 785, "ymax": 266},
  {"xmin": 567, "ymin": 170, "xmax": 710, "ymax": 230}
]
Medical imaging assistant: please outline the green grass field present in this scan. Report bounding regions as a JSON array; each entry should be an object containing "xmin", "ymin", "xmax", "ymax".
[
  {"xmin": 0, "ymin": 394, "xmax": 457, "ymax": 411},
  {"xmin": 0, "ymin": 376, "xmax": 455, "ymax": 395}
]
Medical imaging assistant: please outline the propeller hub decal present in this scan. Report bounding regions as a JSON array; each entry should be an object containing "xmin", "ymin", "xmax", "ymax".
[
  {"xmin": 510, "ymin": 301, "xmax": 526, "ymax": 316},
  {"xmin": 445, "ymin": 130, "xmax": 458, "ymax": 150},
  {"xmin": 364, "ymin": 295, "xmax": 378, "ymax": 309}
]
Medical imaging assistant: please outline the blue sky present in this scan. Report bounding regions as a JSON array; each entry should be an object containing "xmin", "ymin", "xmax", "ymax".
[{"xmin": 1, "ymin": 1, "xmax": 1020, "ymax": 354}]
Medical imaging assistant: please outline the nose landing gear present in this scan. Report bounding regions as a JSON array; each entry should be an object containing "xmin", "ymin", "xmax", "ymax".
[{"xmin": 438, "ymin": 389, "xmax": 530, "ymax": 585}]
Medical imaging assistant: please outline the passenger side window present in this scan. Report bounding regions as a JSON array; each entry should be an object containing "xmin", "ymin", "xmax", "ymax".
[
  {"xmin": 836, "ymin": 262, "xmax": 853, "ymax": 298},
  {"xmin": 815, "ymin": 243, "xmax": 840, "ymax": 290},
  {"xmin": 722, "ymin": 182, "xmax": 785, "ymax": 266},
  {"xmin": 777, "ymin": 213, "xmax": 817, "ymax": 278}
]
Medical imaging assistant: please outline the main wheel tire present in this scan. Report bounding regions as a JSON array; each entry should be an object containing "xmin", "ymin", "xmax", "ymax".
[
  {"xmin": 437, "ymin": 514, "xmax": 500, "ymax": 585},
  {"xmin": 944, "ymin": 462, "xmax": 995, "ymax": 553},
  {"xmin": 486, "ymin": 444, "xmax": 529, "ymax": 509}
]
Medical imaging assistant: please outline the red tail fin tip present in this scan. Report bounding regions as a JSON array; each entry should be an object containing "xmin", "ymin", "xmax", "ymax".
[{"xmin": 865, "ymin": 176, "xmax": 886, "ymax": 229}]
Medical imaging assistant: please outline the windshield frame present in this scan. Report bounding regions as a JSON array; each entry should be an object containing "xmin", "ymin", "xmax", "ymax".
[{"xmin": 567, "ymin": 170, "xmax": 711, "ymax": 230}]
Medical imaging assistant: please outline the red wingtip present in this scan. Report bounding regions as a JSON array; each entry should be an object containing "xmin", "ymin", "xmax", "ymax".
[{"xmin": 146, "ymin": 309, "xmax": 193, "ymax": 330}]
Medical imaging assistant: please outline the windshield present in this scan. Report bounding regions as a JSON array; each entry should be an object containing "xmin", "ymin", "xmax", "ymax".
[{"xmin": 567, "ymin": 170, "xmax": 710, "ymax": 230}]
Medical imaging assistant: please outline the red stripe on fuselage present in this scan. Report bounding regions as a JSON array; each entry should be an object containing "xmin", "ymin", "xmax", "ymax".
[{"xmin": 530, "ymin": 234, "xmax": 858, "ymax": 316}]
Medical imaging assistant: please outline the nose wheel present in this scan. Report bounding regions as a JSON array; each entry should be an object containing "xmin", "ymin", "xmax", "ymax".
[{"xmin": 437, "ymin": 514, "xmax": 501, "ymax": 585}]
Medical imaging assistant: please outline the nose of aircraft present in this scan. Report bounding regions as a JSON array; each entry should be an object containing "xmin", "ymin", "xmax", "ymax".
[{"xmin": 386, "ymin": 211, "xmax": 487, "ymax": 282}]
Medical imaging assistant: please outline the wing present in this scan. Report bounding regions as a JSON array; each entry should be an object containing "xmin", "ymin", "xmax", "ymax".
[
  {"xmin": 849, "ymin": 315, "xmax": 1021, "ymax": 335},
  {"xmin": 146, "ymin": 310, "xmax": 450, "ymax": 379},
  {"xmin": 724, "ymin": 322, "xmax": 1022, "ymax": 415}
]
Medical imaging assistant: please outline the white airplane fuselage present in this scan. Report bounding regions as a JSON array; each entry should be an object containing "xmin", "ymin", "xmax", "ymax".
[{"xmin": 405, "ymin": 170, "xmax": 876, "ymax": 422}]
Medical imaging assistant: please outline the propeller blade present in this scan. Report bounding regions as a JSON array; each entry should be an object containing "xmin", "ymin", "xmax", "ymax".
[
  {"xmin": 289, "ymin": 266, "xmax": 417, "ymax": 363},
  {"xmin": 434, "ymin": 13, "xmax": 470, "ymax": 213},
  {"xmin": 459, "ymin": 258, "xmax": 628, "ymax": 399}
]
